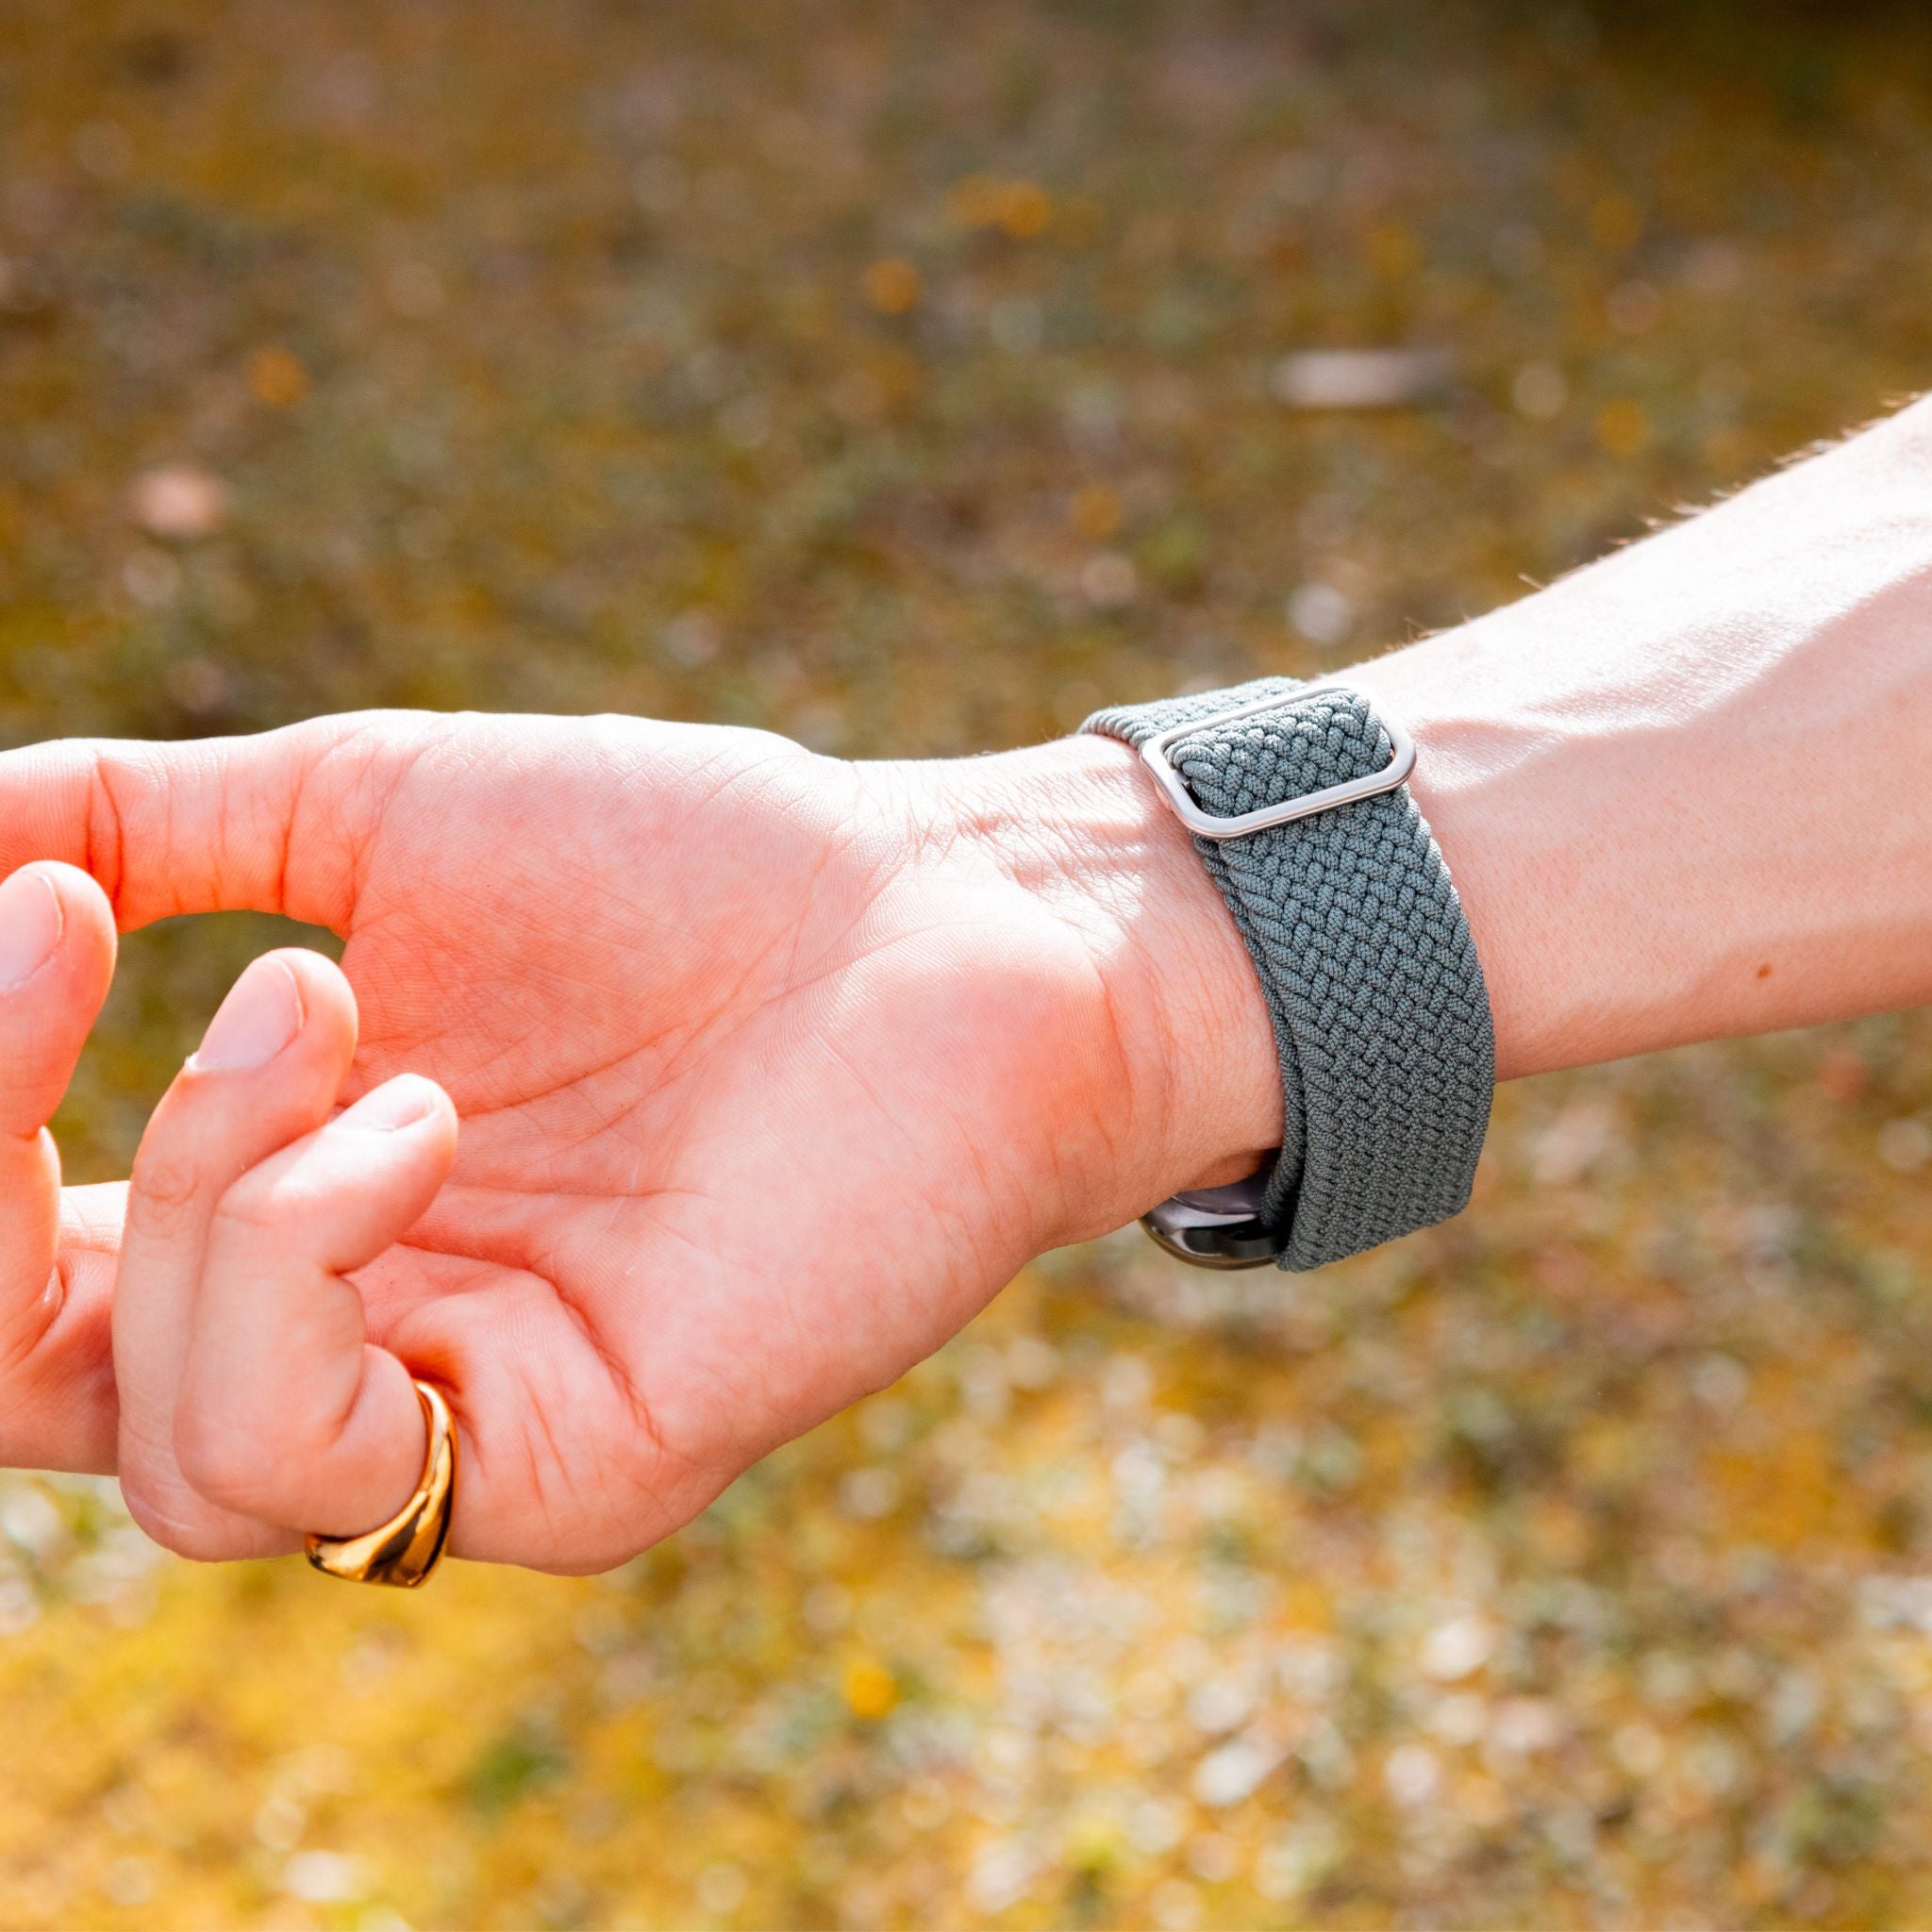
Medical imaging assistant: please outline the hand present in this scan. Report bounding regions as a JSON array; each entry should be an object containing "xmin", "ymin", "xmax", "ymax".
[{"xmin": 4, "ymin": 713, "xmax": 1280, "ymax": 1571}]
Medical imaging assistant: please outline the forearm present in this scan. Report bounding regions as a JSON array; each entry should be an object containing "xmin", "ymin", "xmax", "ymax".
[
  {"xmin": 974, "ymin": 394, "xmax": 1932, "ymax": 1224},
  {"xmin": 1361, "ymin": 393, "xmax": 1932, "ymax": 1080}
]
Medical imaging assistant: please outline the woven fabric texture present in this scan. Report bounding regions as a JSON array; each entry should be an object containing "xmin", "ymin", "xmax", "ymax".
[{"xmin": 1083, "ymin": 676, "xmax": 1494, "ymax": 1271}]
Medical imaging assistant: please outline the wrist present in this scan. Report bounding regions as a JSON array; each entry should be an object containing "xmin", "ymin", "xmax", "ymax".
[{"xmin": 948, "ymin": 733, "xmax": 1283, "ymax": 1232}]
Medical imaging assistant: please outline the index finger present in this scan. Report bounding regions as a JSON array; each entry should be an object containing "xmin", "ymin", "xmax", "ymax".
[
  {"xmin": 113, "ymin": 948, "xmax": 358, "ymax": 1559},
  {"xmin": 172, "ymin": 1074, "xmax": 458, "ymax": 1540},
  {"xmin": 0, "ymin": 715, "xmax": 403, "ymax": 933}
]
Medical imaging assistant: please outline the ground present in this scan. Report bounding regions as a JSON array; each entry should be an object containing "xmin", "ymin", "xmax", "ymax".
[{"xmin": 4, "ymin": 1, "xmax": 1932, "ymax": 1925}]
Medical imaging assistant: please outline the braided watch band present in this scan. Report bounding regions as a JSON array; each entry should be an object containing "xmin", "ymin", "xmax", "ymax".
[{"xmin": 1082, "ymin": 676, "xmax": 1494, "ymax": 1271}]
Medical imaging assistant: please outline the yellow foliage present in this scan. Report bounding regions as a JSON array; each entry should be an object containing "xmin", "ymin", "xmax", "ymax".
[{"xmin": 861, "ymin": 258, "xmax": 922, "ymax": 316}]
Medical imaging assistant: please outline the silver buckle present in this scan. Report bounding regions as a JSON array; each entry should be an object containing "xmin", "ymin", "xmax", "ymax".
[
  {"xmin": 1140, "ymin": 681, "xmax": 1415, "ymax": 841},
  {"xmin": 1141, "ymin": 1171, "xmax": 1277, "ymax": 1270}
]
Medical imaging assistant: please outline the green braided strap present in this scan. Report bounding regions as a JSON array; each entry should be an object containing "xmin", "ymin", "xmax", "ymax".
[{"xmin": 1082, "ymin": 676, "xmax": 1494, "ymax": 1271}]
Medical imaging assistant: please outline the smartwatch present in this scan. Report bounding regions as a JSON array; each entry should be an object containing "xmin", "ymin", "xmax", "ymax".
[{"xmin": 1082, "ymin": 677, "xmax": 1494, "ymax": 1272}]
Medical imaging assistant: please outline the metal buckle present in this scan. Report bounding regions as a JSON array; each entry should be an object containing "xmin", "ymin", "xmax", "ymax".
[
  {"xmin": 1140, "ymin": 681, "xmax": 1415, "ymax": 841},
  {"xmin": 1140, "ymin": 1170, "xmax": 1277, "ymax": 1270}
]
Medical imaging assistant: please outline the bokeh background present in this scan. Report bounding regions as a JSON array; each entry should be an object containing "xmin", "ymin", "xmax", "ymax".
[{"xmin": 5, "ymin": 0, "xmax": 1932, "ymax": 1924}]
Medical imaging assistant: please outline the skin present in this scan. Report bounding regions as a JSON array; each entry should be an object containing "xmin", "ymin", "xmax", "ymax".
[
  {"xmin": 2, "ymin": 396, "xmax": 1931, "ymax": 1574},
  {"xmin": 11, "ymin": 714, "xmax": 1270, "ymax": 1570}
]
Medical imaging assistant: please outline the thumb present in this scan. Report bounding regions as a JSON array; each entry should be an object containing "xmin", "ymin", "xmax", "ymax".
[{"xmin": 0, "ymin": 713, "xmax": 428, "ymax": 932}]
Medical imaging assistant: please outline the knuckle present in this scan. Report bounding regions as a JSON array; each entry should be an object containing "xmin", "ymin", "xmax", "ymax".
[
  {"xmin": 0, "ymin": 1261, "xmax": 64, "ymax": 1381},
  {"xmin": 81, "ymin": 744, "xmax": 132, "ymax": 915},
  {"xmin": 174, "ymin": 1410, "xmax": 275, "ymax": 1516},
  {"xmin": 129, "ymin": 1151, "xmax": 205, "ymax": 1234},
  {"xmin": 211, "ymin": 1165, "xmax": 344, "ymax": 1259},
  {"xmin": 118, "ymin": 1480, "xmax": 239, "ymax": 1564},
  {"xmin": 208, "ymin": 1172, "xmax": 285, "ymax": 1243}
]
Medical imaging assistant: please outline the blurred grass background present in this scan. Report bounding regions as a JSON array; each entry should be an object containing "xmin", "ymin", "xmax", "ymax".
[{"xmin": 5, "ymin": 0, "xmax": 1932, "ymax": 1925}]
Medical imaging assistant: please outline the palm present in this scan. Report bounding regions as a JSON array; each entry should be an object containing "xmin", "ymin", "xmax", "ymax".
[{"xmin": 253, "ymin": 713, "xmax": 1101, "ymax": 1568}]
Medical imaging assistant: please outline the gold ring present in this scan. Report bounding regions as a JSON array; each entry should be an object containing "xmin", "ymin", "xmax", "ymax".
[{"xmin": 304, "ymin": 1379, "xmax": 457, "ymax": 1588}]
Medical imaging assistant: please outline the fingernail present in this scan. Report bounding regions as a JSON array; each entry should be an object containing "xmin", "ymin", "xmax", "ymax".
[
  {"xmin": 0, "ymin": 869, "xmax": 62, "ymax": 991},
  {"xmin": 339, "ymin": 1074, "xmax": 441, "ymax": 1132},
  {"xmin": 192, "ymin": 957, "xmax": 303, "ymax": 1072}
]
